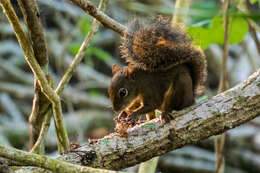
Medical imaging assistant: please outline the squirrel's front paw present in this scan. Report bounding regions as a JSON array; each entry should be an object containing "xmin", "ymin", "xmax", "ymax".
[
  {"xmin": 114, "ymin": 111, "xmax": 133, "ymax": 136},
  {"xmin": 160, "ymin": 111, "xmax": 173, "ymax": 123},
  {"xmin": 114, "ymin": 111, "xmax": 128, "ymax": 122}
]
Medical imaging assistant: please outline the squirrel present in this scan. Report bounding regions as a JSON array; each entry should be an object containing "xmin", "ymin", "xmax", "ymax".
[{"xmin": 108, "ymin": 17, "xmax": 207, "ymax": 123}]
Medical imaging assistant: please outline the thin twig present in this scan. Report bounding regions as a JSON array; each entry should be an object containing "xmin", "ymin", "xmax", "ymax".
[
  {"xmin": 219, "ymin": 0, "xmax": 230, "ymax": 92},
  {"xmin": 17, "ymin": 0, "xmax": 48, "ymax": 66},
  {"xmin": 240, "ymin": 0, "xmax": 260, "ymax": 55},
  {"xmin": 237, "ymin": 0, "xmax": 260, "ymax": 38},
  {"xmin": 0, "ymin": 0, "xmax": 69, "ymax": 153},
  {"xmin": 215, "ymin": 0, "xmax": 230, "ymax": 173},
  {"xmin": 56, "ymin": 0, "xmax": 107, "ymax": 95},
  {"xmin": 248, "ymin": 20, "xmax": 260, "ymax": 33},
  {"xmin": 17, "ymin": 0, "xmax": 50, "ymax": 153},
  {"xmin": 248, "ymin": 23, "xmax": 260, "ymax": 55},
  {"xmin": 29, "ymin": 80, "xmax": 48, "ymax": 153},
  {"xmin": 31, "ymin": 0, "xmax": 108, "ymax": 152},
  {"xmin": 172, "ymin": 0, "xmax": 191, "ymax": 26},
  {"xmin": 30, "ymin": 109, "xmax": 52, "ymax": 153},
  {"xmin": 68, "ymin": 0, "xmax": 127, "ymax": 36}
]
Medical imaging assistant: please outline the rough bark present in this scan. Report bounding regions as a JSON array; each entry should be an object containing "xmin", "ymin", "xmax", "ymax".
[
  {"xmin": 60, "ymin": 69, "xmax": 260, "ymax": 170},
  {"xmin": 0, "ymin": 146, "xmax": 122, "ymax": 173}
]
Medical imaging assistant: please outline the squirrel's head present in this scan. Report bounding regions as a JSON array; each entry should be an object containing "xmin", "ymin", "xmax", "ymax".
[{"xmin": 108, "ymin": 64, "xmax": 138, "ymax": 112}]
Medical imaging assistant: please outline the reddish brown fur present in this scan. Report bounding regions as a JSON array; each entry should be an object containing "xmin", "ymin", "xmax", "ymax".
[
  {"xmin": 109, "ymin": 17, "xmax": 207, "ymax": 123},
  {"xmin": 120, "ymin": 16, "xmax": 207, "ymax": 96}
]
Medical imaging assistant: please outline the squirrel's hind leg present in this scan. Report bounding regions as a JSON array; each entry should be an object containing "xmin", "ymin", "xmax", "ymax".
[
  {"xmin": 159, "ymin": 82, "xmax": 175, "ymax": 123},
  {"xmin": 160, "ymin": 67, "xmax": 195, "ymax": 123}
]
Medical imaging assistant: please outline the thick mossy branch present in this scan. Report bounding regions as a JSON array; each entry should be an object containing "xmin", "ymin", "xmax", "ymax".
[
  {"xmin": 61, "ymin": 69, "xmax": 260, "ymax": 170},
  {"xmin": 0, "ymin": 146, "xmax": 122, "ymax": 173},
  {"xmin": 17, "ymin": 0, "xmax": 48, "ymax": 66}
]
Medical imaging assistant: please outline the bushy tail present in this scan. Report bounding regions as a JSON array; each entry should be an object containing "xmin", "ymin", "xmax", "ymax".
[{"xmin": 120, "ymin": 16, "xmax": 207, "ymax": 96}]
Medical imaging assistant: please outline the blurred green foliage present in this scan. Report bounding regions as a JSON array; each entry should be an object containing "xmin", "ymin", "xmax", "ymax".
[
  {"xmin": 89, "ymin": 89, "xmax": 101, "ymax": 96},
  {"xmin": 188, "ymin": 16, "xmax": 248, "ymax": 49},
  {"xmin": 77, "ymin": 16, "xmax": 92, "ymax": 35},
  {"xmin": 189, "ymin": 1, "xmax": 219, "ymax": 24},
  {"xmin": 68, "ymin": 17, "xmax": 113, "ymax": 96},
  {"xmin": 249, "ymin": 0, "xmax": 260, "ymax": 5},
  {"xmin": 187, "ymin": 1, "xmax": 250, "ymax": 49},
  {"xmin": 68, "ymin": 17, "xmax": 112, "ymax": 68}
]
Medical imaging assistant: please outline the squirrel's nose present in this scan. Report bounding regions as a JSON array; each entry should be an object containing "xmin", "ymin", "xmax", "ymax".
[{"xmin": 112, "ymin": 101, "xmax": 122, "ymax": 112}]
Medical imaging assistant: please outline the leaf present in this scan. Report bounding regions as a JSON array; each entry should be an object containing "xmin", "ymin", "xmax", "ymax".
[
  {"xmin": 249, "ymin": 0, "xmax": 257, "ymax": 4},
  {"xmin": 187, "ymin": 27, "xmax": 212, "ymax": 49},
  {"xmin": 189, "ymin": 1, "xmax": 219, "ymax": 24},
  {"xmin": 228, "ymin": 17, "xmax": 248, "ymax": 44},
  {"xmin": 89, "ymin": 89, "xmax": 101, "ymax": 96},
  {"xmin": 86, "ymin": 47, "xmax": 112, "ymax": 62},
  {"xmin": 187, "ymin": 15, "xmax": 248, "ymax": 49},
  {"xmin": 68, "ymin": 42, "xmax": 80, "ymax": 55},
  {"xmin": 187, "ymin": 17, "xmax": 224, "ymax": 49}
]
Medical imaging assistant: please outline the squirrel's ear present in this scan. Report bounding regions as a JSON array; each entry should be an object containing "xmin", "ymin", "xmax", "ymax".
[{"xmin": 112, "ymin": 64, "xmax": 120, "ymax": 76}]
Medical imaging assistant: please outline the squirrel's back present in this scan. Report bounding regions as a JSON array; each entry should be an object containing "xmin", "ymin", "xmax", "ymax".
[{"xmin": 120, "ymin": 17, "xmax": 207, "ymax": 96}]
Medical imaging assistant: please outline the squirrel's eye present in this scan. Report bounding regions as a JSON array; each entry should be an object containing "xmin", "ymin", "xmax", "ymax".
[{"xmin": 119, "ymin": 88, "xmax": 128, "ymax": 97}]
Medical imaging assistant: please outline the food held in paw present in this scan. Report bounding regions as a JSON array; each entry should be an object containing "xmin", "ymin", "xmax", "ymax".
[
  {"xmin": 114, "ymin": 110, "xmax": 128, "ymax": 123},
  {"xmin": 114, "ymin": 111, "xmax": 134, "ymax": 136}
]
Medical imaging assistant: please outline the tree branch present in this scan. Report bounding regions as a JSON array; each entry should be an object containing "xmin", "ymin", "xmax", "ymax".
[
  {"xmin": 60, "ymin": 69, "xmax": 260, "ymax": 170},
  {"xmin": 215, "ymin": 0, "xmax": 231, "ymax": 172},
  {"xmin": 0, "ymin": 145, "xmax": 122, "ymax": 173},
  {"xmin": 0, "ymin": 0, "xmax": 69, "ymax": 153},
  {"xmin": 68, "ymin": 0, "xmax": 127, "ymax": 36},
  {"xmin": 248, "ymin": 22, "xmax": 260, "ymax": 55},
  {"xmin": 172, "ymin": 0, "xmax": 190, "ymax": 25},
  {"xmin": 31, "ymin": 0, "xmax": 108, "ymax": 153},
  {"xmin": 17, "ymin": 0, "xmax": 50, "ymax": 153},
  {"xmin": 17, "ymin": 0, "xmax": 48, "ymax": 66},
  {"xmin": 56, "ymin": 0, "xmax": 107, "ymax": 95}
]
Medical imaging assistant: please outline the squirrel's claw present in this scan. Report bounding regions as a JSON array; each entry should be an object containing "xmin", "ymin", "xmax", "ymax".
[
  {"xmin": 114, "ymin": 111, "xmax": 128, "ymax": 122},
  {"xmin": 159, "ymin": 111, "xmax": 173, "ymax": 124}
]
